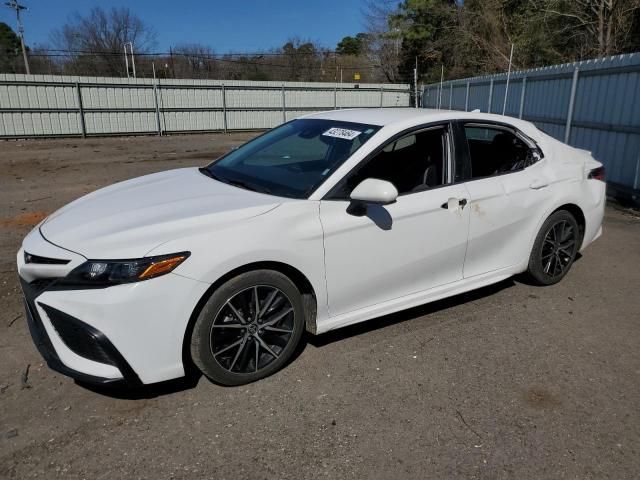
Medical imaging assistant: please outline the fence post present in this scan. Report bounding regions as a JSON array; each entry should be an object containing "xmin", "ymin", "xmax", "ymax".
[
  {"xmin": 221, "ymin": 84, "xmax": 228, "ymax": 133},
  {"xmin": 465, "ymin": 82, "xmax": 470, "ymax": 111},
  {"xmin": 281, "ymin": 85, "xmax": 286, "ymax": 122},
  {"xmin": 334, "ymin": 85, "xmax": 337, "ymax": 110},
  {"xmin": 448, "ymin": 83, "xmax": 453, "ymax": 109},
  {"xmin": 487, "ymin": 79, "xmax": 494, "ymax": 113},
  {"xmin": 564, "ymin": 67, "xmax": 580, "ymax": 144},
  {"xmin": 380, "ymin": 85, "xmax": 383, "ymax": 107},
  {"xmin": 519, "ymin": 77, "xmax": 527, "ymax": 119},
  {"xmin": 152, "ymin": 81, "xmax": 162, "ymax": 136},
  {"xmin": 634, "ymin": 151, "xmax": 640, "ymax": 191},
  {"xmin": 75, "ymin": 82, "xmax": 86, "ymax": 138}
]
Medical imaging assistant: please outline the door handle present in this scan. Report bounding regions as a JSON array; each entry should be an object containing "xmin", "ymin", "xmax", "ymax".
[
  {"xmin": 441, "ymin": 198, "xmax": 468, "ymax": 210},
  {"xmin": 529, "ymin": 179, "xmax": 548, "ymax": 190}
]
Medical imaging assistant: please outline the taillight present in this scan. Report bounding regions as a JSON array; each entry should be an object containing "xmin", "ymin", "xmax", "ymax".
[{"xmin": 588, "ymin": 166, "xmax": 605, "ymax": 181}]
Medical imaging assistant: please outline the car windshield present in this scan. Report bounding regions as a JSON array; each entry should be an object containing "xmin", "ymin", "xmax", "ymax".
[{"xmin": 205, "ymin": 119, "xmax": 381, "ymax": 198}]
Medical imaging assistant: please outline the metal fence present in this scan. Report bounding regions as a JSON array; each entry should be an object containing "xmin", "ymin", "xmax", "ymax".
[
  {"xmin": 422, "ymin": 53, "xmax": 640, "ymax": 197},
  {"xmin": 0, "ymin": 74, "xmax": 411, "ymax": 138}
]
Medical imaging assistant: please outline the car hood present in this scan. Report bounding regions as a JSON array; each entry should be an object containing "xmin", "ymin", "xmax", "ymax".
[{"xmin": 40, "ymin": 167, "xmax": 283, "ymax": 259}]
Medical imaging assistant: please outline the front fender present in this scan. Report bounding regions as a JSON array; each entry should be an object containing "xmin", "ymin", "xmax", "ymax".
[{"xmin": 146, "ymin": 200, "xmax": 329, "ymax": 330}]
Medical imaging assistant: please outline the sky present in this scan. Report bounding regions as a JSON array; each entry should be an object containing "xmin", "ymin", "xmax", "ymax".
[{"xmin": 0, "ymin": 0, "xmax": 368, "ymax": 53}]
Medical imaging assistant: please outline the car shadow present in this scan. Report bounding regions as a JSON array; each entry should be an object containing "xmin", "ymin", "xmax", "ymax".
[
  {"xmin": 307, "ymin": 277, "xmax": 516, "ymax": 348},
  {"xmin": 75, "ymin": 370, "xmax": 202, "ymax": 400}
]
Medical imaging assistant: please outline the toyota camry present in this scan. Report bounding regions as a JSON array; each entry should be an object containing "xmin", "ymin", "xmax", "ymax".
[{"xmin": 17, "ymin": 108, "xmax": 606, "ymax": 386}]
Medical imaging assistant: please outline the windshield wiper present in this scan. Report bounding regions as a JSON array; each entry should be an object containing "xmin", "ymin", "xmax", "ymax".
[
  {"xmin": 226, "ymin": 178, "xmax": 271, "ymax": 194},
  {"xmin": 200, "ymin": 167, "xmax": 271, "ymax": 194}
]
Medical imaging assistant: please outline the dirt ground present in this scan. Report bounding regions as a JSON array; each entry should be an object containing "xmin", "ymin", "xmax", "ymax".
[{"xmin": 1, "ymin": 133, "xmax": 639, "ymax": 480}]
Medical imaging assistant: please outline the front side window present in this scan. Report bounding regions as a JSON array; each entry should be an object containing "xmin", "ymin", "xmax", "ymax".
[
  {"xmin": 206, "ymin": 119, "xmax": 381, "ymax": 198},
  {"xmin": 331, "ymin": 126, "xmax": 449, "ymax": 198},
  {"xmin": 464, "ymin": 125, "xmax": 536, "ymax": 178}
]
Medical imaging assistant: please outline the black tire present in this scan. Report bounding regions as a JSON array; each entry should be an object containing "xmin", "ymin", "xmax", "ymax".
[
  {"xmin": 190, "ymin": 270, "xmax": 305, "ymax": 386},
  {"xmin": 527, "ymin": 210, "xmax": 580, "ymax": 285}
]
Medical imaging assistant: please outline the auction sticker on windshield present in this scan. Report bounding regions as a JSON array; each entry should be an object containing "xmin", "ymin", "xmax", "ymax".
[{"xmin": 323, "ymin": 127, "xmax": 362, "ymax": 140}]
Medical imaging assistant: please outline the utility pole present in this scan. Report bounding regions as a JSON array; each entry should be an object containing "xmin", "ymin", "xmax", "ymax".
[
  {"xmin": 169, "ymin": 46, "xmax": 175, "ymax": 78},
  {"xmin": 502, "ymin": 43, "xmax": 515, "ymax": 115},
  {"xmin": 438, "ymin": 65, "xmax": 444, "ymax": 109},
  {"xmin": 123, "ymin": 42, "xmax": 136, "ymax": 78},
  {"xmin": 414, "ymin": 56, "xmax": 418, "ymax": 108},
  {"xmin": 4, "ymin": 0, "xmax": 30, "ymax": 74}
]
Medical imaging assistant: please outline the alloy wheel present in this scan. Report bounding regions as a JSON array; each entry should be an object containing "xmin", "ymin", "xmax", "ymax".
[
  {"xmin": 209, "ymin": 285, "xmax": 295, "ymax": 374},
  {"xmin": 540, "ymin": 220, "xmax": 577, "ymax": 278}
]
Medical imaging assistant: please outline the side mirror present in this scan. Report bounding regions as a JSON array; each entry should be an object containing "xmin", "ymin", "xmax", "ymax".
[{"xmin": 350, "ymin": 178, "xmax": 398, "ymax": 205}]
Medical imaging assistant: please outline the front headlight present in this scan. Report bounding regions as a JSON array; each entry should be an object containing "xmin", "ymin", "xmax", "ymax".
[{"xmin": 59, "ymin": 252, "xmax": 190, "ymax": 287}]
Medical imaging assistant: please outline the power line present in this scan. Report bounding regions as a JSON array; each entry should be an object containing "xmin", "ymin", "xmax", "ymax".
[
  {"xmin": 38, "ymin": 48, "xmax": 351, "ymax": 58},
  {"xmin": 28, "ymin": 49, "xmax": 387, "ymax": 72}
]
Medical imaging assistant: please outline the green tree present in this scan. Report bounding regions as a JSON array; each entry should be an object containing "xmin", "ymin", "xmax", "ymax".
[
  {"xmin": 388, "ymin": 0, "xmax": 640, "ymax": 83},
  {"xmin": 281, "ymin": 38, "xmax": 319, "ymax": 81},
  {"xmin": 336, "ymin": 33, "xmax": 370, "ymax": 56},
  {"xmin": 392, "ymin": 0, "xmax": 459, "ymax": 82},
  {"xmin": 0, "ymin": 22, "xmax": 23, "ymax": 73}
]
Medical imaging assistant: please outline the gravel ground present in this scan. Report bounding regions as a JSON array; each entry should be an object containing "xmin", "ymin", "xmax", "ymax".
[{"xmin": 1, "ymin": 134, "xmax": 639, "ymax": 480}]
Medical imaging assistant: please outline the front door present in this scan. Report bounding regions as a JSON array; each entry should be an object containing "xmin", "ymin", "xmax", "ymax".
[{"xmin": 319, "ymin": 124, "xmax": 471, "ymax": 318}]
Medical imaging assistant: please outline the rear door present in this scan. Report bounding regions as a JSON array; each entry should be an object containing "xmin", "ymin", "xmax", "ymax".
[{"xmin": 459, "ymin": 122, "xmax": 549, "ymax": 278}]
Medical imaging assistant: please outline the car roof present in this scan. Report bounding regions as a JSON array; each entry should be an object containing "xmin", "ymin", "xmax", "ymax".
[{"xmin": 304, "ymin": 108, "xmax": 543, "ymax": 141}]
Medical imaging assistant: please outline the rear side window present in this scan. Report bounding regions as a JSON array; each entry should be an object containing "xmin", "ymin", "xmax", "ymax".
[{"xmin": 464, "ymin": 125, "xmax": 535, "ymax": 178}]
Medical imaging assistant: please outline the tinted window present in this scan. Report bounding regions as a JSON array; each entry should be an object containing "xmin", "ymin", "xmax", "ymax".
[
  {"xmin": 206, "ymin": 119, "xmax": 381, "ymax": 198},
  {"xmin": 464, "ymin": 125, "xmax": 534, "ymax": 178},
  {"xmin": 333, "ymin": 126, "xmax": 448, "ymax": 198}
]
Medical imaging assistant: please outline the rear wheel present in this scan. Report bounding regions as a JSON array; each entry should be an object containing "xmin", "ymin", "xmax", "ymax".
[
  {"xmin": 190, "ymin": 270, "xmax": 305, "ymax": 385},
  {"xmin": 527, "ymin": 210, "xmax": 580, "ymax": 285}
]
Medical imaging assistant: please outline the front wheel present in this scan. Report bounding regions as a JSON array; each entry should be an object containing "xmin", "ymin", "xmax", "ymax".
[
  {"xmin": 527, "ymin": 210, "xmax": 580, "ymax": 285},
  {"xmin": 190, "ymin": 270, "xmax": 305, "ymax": 385}
]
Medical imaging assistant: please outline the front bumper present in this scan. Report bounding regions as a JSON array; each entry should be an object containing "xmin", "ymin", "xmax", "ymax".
[
  {"xmin": 21, "ymin": 277, "xmax": 140, "ymax": 385},
  {"xmin": 17, "ymin": 228, "xmax": 210, "ymax": 385}
]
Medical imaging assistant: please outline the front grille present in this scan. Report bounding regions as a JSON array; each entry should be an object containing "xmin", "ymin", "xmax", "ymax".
[
  {"xmin": 26, "ymin": 277, "xmax": 59, "ymax": 292},
  {"xmin": 20, "ymin": 278, "xmax": 61, "ymax": 369},
  {"xmin": 24, "ymin": 251, "xmax": 70, "ymax": 265},
  {"xmin": 40, "ymin": 304, "xmax": 117, "ymax": 366}
]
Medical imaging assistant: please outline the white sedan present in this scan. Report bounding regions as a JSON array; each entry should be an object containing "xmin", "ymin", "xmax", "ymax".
[{"xmin": 17, "ymin": 109, "xmax": 605, "ymax": 386}]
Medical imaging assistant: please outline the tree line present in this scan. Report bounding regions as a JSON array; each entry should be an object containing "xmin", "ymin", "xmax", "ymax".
[
  {"xmin": 384, "ymin": 0, "xmax": 640, "ymax": 83},
  {"xmin": 1, "ymin": 1, "xmax": 639, "ymax": 84}
]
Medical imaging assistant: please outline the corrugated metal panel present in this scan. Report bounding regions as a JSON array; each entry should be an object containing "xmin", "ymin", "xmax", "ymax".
[
  {"xmin": 0, "ymin": 74, "xmax": 411, "ymax": 138},
  {"xmin": 468, "ymin": 83, "xmax": 491, "ymax": 111},
  {"xmin": 451, "ymin": 84, "xmax": 466, "ymax": 110},
  {"xmin": 422, "ymin": 52, "xmax": 640, "ymax": 191}
]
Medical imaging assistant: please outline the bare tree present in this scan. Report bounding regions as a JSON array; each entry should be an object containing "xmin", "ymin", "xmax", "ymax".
[
  {"xmin": 51, "ymin": 6, "xmax": 156, "ymax": 76},
  {"xmin": 172, "ymin": 43, "xmax": 217, "ymax": 78},
  {"xmin": 279, "ymin": 37, "xmax": 322, "ymax": 82},
  {"xmin": 542, "ymin": 0, "xmax": 640, "ymax": 57},
  {"xmin": 362, "ymin": 0, "xmax": 402, "ymax": 82},
  {"xmin": 455, "ymin": 0, "xmax": 515, "ymax": 73}
]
